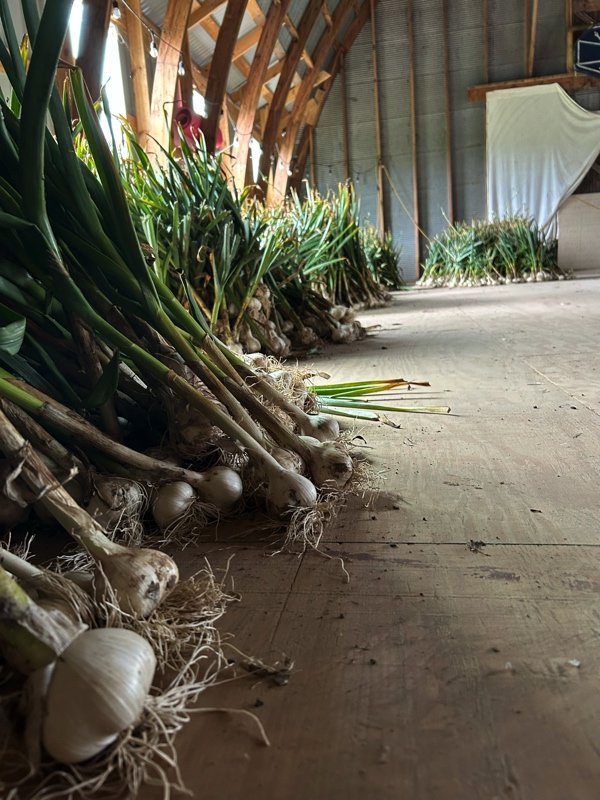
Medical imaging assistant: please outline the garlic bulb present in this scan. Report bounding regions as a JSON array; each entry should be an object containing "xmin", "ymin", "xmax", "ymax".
[
  {"xmin": 86, "ymin": 477, "xmax": 144, "ymax": 530},
  {"xmin": 152, "ymin": 481, "xmax": 196, "ymax": 530},
  {"xmin": 297, "ymin": 413, "xmax": 340, "ymax": 442},
  {"xmin": 95, "ymin": 546, "xmax": 179, "ymax": 617},
  {"xmin": 270, "ymin": 446, "xmax": 305, "ymax": 474},
  {"xmin": 299, "ymin": 436, "xmax": 353, "ymax": 490},
  {"xmin": 42, "ymin": 628, "xmax": 156, "ymax": 763},
  {"xmin": 195, "ymin": 466, "xmax": 243, "ymax": 510},
  {"xmin": 266, "ymin": 468, "xmax": 318, "ymax": 513}
]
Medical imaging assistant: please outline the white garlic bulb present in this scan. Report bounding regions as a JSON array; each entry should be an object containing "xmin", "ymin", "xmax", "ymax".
[
  {"xmin": 42, "ymin": 628, "xmax": 156, "ymax": 764},
  {"xmin": 152, "ymin": 481, "xmax": 196, "ymax": 530}
]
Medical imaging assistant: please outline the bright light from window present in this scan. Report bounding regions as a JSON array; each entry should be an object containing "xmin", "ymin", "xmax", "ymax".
[
  {"xmin": 250, "ymin": 138, "xmax": 262, "ymax": 182},
  {"xmin": 192, "ymin": 90, "xmax": 206, "ymax": 116},
  {"xmin": 69, "ymin": 0, "xmax": 83, "ymax": 60},
  {"xmin": 99, "ymin": 24, "xmax": 127, "ymax": 149},
  {"xmin": 101, "ymin": 24, "xmax": 126, "ymax": 117}
]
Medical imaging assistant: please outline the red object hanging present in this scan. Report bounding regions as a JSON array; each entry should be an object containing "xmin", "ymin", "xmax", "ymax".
[{"xmin": 172, "ymin": 103, "xmax": 224, "ymax": 151}]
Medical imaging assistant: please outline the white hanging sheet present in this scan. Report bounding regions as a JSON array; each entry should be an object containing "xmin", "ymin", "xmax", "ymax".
[{"xmin": 486, "ymin": 83, "xmax": 600, "ymax": 236}]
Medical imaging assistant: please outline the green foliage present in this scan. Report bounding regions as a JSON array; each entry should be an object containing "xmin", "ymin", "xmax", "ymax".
[
  {"xmin": 420, "ymin": 217, "xmax": 564, "ymax": 288},
  {"xmin": 116, "ymin": 136, "xmax": 400, "ymax": 353}
]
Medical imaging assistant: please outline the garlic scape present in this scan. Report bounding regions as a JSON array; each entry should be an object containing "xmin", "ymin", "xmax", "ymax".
[{"xmin": 0, "ymin": 409, "xmax": 178, "ymax": 617}]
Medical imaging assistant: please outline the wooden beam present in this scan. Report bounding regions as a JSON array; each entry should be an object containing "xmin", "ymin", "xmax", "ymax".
[
  {"xmin": 483, "ymin": 0, "xmax": 489, "ymax": 83},
  {"xmin": 125, "ymin": 0, "xmax": 151, "ymax": 149},
  {"xmin": 180, "ymin": 33, "xmax": 195, "ymax": 108},
  {"xmin": 76, "ymin": 0, "xmax": 111, "ymax": 100},
  {"xmin": 370, "ymin": 0, "xmax": 385, "ymax": 236},
  {"xmin": 257, "ymin": 0, "xmax": 324, "ymax": 190},
  {"xmin": 468, "ymin": 71, "xmax": 600, "ymax": 101},
  {"xmin": 200, "ymin": 6, "xmax": 274, "ymax": 107},
  {"xmin": 232, "ymin": 25, "xmax": 262, "ymax": 63},
  {"xmin": 309, "ymin": 126, "xmax": 316, "ymax": 187},
  {"xmin": 527, "ymin": 0, "xmax": 539, "ymax": 77},
  {"xmin": 284, "ymin": 14, "xmax": 299, "ymax": 39},
  {"xmin": 231, "ymin": 0, "xmax": 292, "ymax": 190},
  {"xmin": 204, "ymin": 0, "xmax": 249, "ymax": 153},
  {"xmin": 270, "ymin": 0, "xmax": 355, "ymax": 200},
  {"xmin": 188, "ymin": 0, "xmax": 226, "ymax": 29},
  {"xmin": 291, "ymin": 1, "xmax": 373, "ymax": 190},
  {"xmin": 148, "ymin": 0, "xmax": 194, "ymax": 151},
  {"xmin": 302, "ymin": 49, "xmax": 314, "ymax": 69},
  {"xmin": 230, "ymin": 58, "xmax": 284, "ymax": 103},
  {"xmin": 322, "ymin": 2, "xmax": 333, "ymax": 27},
  {"xmin": 442, "ymin": 0, "xmax": 454, "ymax": 224},
  {"xmin": 567, "ymin": 0, "xmax": 574, "ymax": 72},
  {"xmin": 340, "ymin": 53, "xmax": 350, "ymax": 182},
  {"xmin": 407, "ymin": 0, "xmax": 421, "ymax": 277}
]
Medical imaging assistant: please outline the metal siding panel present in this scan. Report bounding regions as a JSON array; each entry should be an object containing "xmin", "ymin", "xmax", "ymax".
[
  {"xmin": 311, "ymin": 0, "xmax": 567, "ymax": 282},
  {"xmin": 305, "ymin": 15, "xmax": 326, "ymax": 55}
]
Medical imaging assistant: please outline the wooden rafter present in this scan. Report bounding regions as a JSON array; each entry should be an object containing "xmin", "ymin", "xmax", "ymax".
[
  {"xmin": 370, "ymin": 0, "xmax": 385, "ymax": 235},
  {"xmin": 231, "ymin": 0, "xmax": 293, "ymax": 189},
  {"xmin": 230, "ymin": 57, "xmax": 284, "ymax": 104},
  {"xmin": 257, "ymin": 0, "xmax": 324, "ymax": 190},
  {"xmin": 188, "ymin": 0, "xmax": 226, "ymax": 30},
  {"xmin": 270, "ymin": 0, "xmax": 355, "ymax": 201},
  {"xmin": 148, "ymin": 0, "xmax": 194, "ymax": 151},
  {"xmin": 231, "ymin": 25, "xmax": 262, "ymax": 62},
  {"xmin": 76, "ymin": 0, "xmax": 111, "ymax": 100},
  {"xmin": 204, "ymin": 0, "xmax": 249, "ymax": 153},
  {"xmin": 291, "ymin": 0, "xmax": 373, "ymax": 190},
  {"xmin": 198, "ymin": 4, "xmax": 274, "ymax": 108},
  {"xmin": 468, "ymin": 72, "xmax": 600, "ymax": 102},
  {"xmin": 125, "ymin": 0, "xmax": 151, "ymax": 148}
]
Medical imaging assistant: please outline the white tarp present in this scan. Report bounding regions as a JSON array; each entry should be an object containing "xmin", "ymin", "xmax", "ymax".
[{"xmin": 486, "ymin": 83, "xmax": 600, "ymax": 236}]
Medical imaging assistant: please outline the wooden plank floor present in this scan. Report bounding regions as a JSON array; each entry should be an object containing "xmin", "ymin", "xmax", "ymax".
[{"xmin": 156, "ymin": 278, "xmax": 600, "ymax": 800}]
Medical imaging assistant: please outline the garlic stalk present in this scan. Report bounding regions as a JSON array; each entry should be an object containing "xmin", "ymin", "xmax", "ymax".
[
  {"xmin": 232, "ymin": 367, "xmax": 340, "ymax": 442},
  {"xmin": 221, "ymin": 380, "xmax": 352, "ymax": 489},
  {"xmin": 0, "ymin": 564, "xmax": 84, "ymax": 674},
  {"xmin": 0, "ymin": 409, "xmax": 178, "ymax": 617}
]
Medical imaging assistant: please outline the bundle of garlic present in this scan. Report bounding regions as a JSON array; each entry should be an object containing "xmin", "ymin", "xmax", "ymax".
[
  {"xmin": 0, "ymin": 558, "xmax": 235, "ymax": 799},
  {"xmin": 0, "ymin": 0, "xmax": 375, "ymax": 563},
  {"xmin": 0, "ymin": 406, "xmax": 178, "ymax": 617}
]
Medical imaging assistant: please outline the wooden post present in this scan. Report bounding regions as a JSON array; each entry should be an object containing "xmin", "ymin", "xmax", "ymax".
[
  {"xmin": 257, "ymin": 0, "xmax": 323, "ymax": 194},
  {"xmin": 125, "ymin": 0, "xmax": 151, "ymax": 149},
  {"xmin": 293, "ymin": 2, "xmax": 374, "ymax": 195},
  {"xmin": 148, "ymin": 0, "xmax": 194, "ymax": 152},
  {"xmin": 442, "ymin": 0, "xmax": 454, "ymax": 224},
  {"xmin": 309, "ymin": 126, "xmax": 317, "ymax": 187},
  {"xmin": 231, "ymin": 0, "xmax": 292, "ymax": 191},
  {"xmin": 76, "ymin": 0, "xmax": 111, "ymax": 100},
  {"xmin": 369, "ymin": 0, "xmax": 385, "ymax": 235},
  {"xmin": 527, "ymin": 0, "xmax": 539, "ymax": 77},
  {"xmin": 524, "ymin": 0, "xmax": 530, "ymax": 75},
  {"xmin": 483, "ymin": 0, "xmax": 489, "ymax": 83},
  {"xmin": 204, "ymin": 0, "xmax": 249, "ymax": 154},
  {"xmin": 340, "ymin": 52, "xmax": 351, "ymax": 182},
  {"xmin": 566, "ymin": 0, "xmax": 574, "ymax": 72},
  {"xmin": 271, "ymin": 0, "xmax": 354, "ymax": 202},
  {"xmin": 407, "ymin": 0, "xmax": 421, "ymax": 277},
  {"xmin": 180, "ymin": 34, "xmax": 194, "ymax": 108}
]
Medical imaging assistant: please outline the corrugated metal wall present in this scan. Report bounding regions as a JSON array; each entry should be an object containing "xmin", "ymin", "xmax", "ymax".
[{"xmin": 314, "ymin": 0, "xmax": 568, "ymax": 282}]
